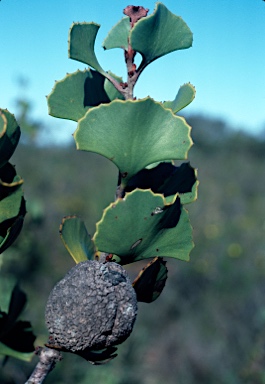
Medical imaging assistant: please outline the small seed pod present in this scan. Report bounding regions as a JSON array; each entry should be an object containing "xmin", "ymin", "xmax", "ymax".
[{"xmin": 45, "ymin": 260, "xmax": 137, "ymax": 355}]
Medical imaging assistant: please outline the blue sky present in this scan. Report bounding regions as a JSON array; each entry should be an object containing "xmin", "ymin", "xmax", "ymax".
[{"xmin": 1, "ymin": 0, "xmax": 265, "ymax": 143}]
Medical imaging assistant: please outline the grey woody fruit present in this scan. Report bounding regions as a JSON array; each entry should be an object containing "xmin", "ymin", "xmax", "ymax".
[{"xmin": 45, "ymin": 260, "xmax": 137, "ymax": 353}]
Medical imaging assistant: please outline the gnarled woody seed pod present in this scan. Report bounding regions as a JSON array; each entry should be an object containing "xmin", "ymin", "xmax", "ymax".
[{"xmin": 45, "ymin": 260, "xmax": 137, "ymax": 355}]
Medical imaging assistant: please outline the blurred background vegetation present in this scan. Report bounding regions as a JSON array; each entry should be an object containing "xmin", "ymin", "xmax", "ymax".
[{"xmin": 0, "ymin": 87, "xmax": 265, "ymax": 384}]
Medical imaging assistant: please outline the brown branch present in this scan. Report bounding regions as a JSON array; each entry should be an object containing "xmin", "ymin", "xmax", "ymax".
[
  {"xmin": 105, "ymin": 5, "xmax": 149, "ymax": 101},
  {"xmin": 105, "ymin": 68, "xmax": 138, "ymax": 101},
  {"xmin": 25, "ymin": 347, "xmax": 62, "ymax": 384},
  {"xmin": 122, "ymin": 6, "xmax": 149, "ymax": 100}
]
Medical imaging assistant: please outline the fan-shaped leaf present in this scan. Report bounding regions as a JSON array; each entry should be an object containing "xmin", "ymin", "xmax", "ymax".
[
  {"xmin": 48, "ymin": 70, "xmax": 123, "ymax": 122},
  {"xmin": 48, "ymin": 70, "xmax": 99, "ymax": 121},
  {"xmin": 133, "ymin": 257, "xmax": 168, "ymax": 302},
  {"xmin": 131, "ymin": 3, "xmax": 193, "ymax": 67},
  {"xmin": 74, "ymin": 98, "xmax": 192, "ymax": 185},
  {"xmin": 163, "ymin": 83, "xmax": 196, "ymax": 113},
  {"xmin": 94, "ymin": 189, "xmax": 194, "ymax": 265},
  {"xmin": 103, "ymin": 17, "xmax": 130, "ymax": 50},
  {"xmin": 60, "ymin": 216, "xmax": 95, "ymax": 263},
  {"xmin": 69, "ymin": 23, "xmax": 106, "ymax": 76}
]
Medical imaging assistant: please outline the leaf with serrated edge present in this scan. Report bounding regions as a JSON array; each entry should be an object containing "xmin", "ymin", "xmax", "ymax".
[
  {"xmin": 130, "ymin": 3, "xmax": 193, "ymax": 67},
  {"xmin": 48, "ymin": 70, "xmax": 123, "ymax": 122},
  {"xmin": 69, "ymin": 23, "xmax": 106, "ymax": 76},
  {"xmin": 48, "ymin": 70, "xmax": 98, "ymax": 121},
  {"xmin": 74, "ymin": 98, "xmax": 192, "ymax": 186},
  {"xmin": 102, "ymin": 17, "xmax": 130, "ymax": 50},
  {"xmin": 133, "ymin": 257, "xmax": 168, "ymax": 303},
  {"xmin": 163, "ymin": 83, "xmax": 196, "ymax": 113},
  {"xmin": 60, "ymin": 216, "xmax": 95, "ymax": 263},
  {"xmin": 94, "ymin": 189, "xmax": 194, "ymax": 265}
]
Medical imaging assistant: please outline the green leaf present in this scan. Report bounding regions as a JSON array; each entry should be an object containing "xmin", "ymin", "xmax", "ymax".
[
  {"xmin": 0, "ymin": 110, "xmax": 21, "ymax": 168},
  {"xmin": 48, "ymin": 70, "xmax": 95, "ymax": 121},
  {"xmin": 69, "ymin": 22, "xmax": 106, "ymax": 76},
  {"xmin": 133, "ymin": 257, "xmax": 168, "ymax": 303},
  {"xmin": 163, "ymin": 83, "xmax": 196, "ymax": 113},
  {"xmin": 0, "ymin": 162, "xmax": 26, "ymax": 253},
  {"xmin": 102, "ymin": 17, "xmax": 130, "ymax": 50},
  {"xmin": 0, "ymin": 208, "xmax": 26, "ymax": 254},
  {"xmin": 0, "ymin": 342, "xmax": 34, "ymax": 362},
  {"xmin": 130, "ymin": 3, "xmax": 193, "ymax": 67},
  {"xmin": 74, "ymin": 98, "xmax": 192, "ymax": 185},
  {"xmin": 94, "ymin": 189, "xmax": 194, "ymax": 265},
  {"xmin": 124, "ymin": 162, "xmax": 198, "ymax": 204},
  {"xmin": 60, "ymin": 215, "xmax": 96, "ymax": 263},
  {"xmin": 0, "ymin": 186, "xmax": 23, "ymax": 223},
  {"xmin": 48, "ymin": 70, "xmax": 124, "ymax": 122},
  {"xmin": 0, "ymin": 198, "xmax": 26, "ymax": 254}
]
